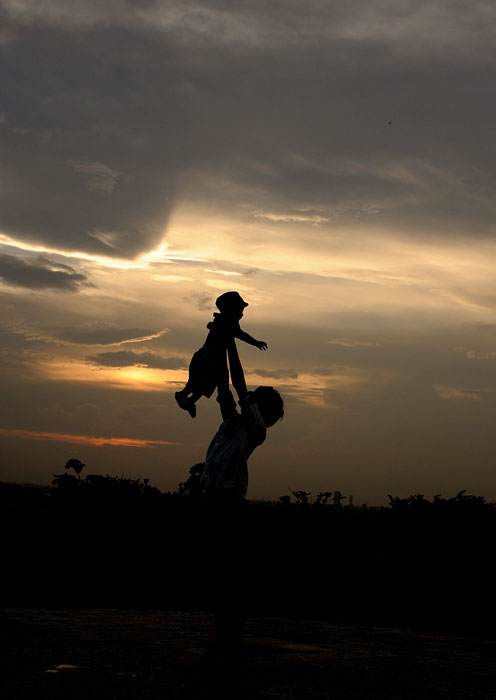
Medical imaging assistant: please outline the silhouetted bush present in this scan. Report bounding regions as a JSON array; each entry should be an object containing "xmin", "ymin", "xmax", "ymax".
[{"xmin": 2, "ymin": 477, "xmax": 495, "ymax": 635}]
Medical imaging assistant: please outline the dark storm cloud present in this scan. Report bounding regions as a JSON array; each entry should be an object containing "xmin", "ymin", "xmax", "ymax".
[
  {"xmin": 1, "ymin": 0, "xmax": 495, "ymax": 260},
  {"xmin": 0, "ymin": 254, "xmax": 89, "ymax": 291},
  {"xmin": 86, "ymin": 350, "xmax": 186, "ymax": 369},
  {"xmin": 1, "ymin": 4, "xmax": 182, "ymax": 258}
]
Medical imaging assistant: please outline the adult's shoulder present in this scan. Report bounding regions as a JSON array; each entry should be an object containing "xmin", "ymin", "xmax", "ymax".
[{"xmin": 240, "ymin": 395, "xmax": 266, "ymax": 439}]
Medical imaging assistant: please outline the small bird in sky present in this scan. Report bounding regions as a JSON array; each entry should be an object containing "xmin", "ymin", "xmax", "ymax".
[{"xmin": 388, "ymin": 120, "xmax": 392, "ymax": 125}]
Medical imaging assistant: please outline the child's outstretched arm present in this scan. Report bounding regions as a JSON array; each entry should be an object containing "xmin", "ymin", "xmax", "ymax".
[{"xmin": 235, "ymin": 328, "xmax": 268, "ymax": 351}]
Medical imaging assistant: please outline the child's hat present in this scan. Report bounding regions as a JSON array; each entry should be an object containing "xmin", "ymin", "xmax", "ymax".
[{"xmin": 215, "ymin": 291, "xmax": 248, "ymax": 312}]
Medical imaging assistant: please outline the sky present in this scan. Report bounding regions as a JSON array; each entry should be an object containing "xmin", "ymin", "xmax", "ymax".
[{"xmin": 1, "ymin": 0, "xmax": 496, "ymax": 505}]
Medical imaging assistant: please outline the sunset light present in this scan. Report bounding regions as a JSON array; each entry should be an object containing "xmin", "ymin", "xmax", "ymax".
[{"xmin": 1, "ymin": 0, "xmax": 496, "ymax": 506}]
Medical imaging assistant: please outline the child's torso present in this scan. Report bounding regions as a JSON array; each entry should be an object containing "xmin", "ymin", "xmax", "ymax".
[{"xmin": 202, "ymin": 313, "xmax": 239, "ymax": 350}]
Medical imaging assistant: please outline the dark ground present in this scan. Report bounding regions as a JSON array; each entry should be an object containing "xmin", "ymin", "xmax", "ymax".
[{"xmin": 1, "ymin": 609, "xmax": 495, "ymax": 699}]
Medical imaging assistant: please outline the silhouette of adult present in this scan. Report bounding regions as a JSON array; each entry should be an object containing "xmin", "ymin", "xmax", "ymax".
[{"xmin": 200, "ymin": 340, "xmax": 284, "ymax": 668}]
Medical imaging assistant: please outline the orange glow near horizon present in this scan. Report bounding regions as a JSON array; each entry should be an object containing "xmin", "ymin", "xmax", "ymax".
[
  {"xmin": 37, "ymin": 361, "xmax": 188, "ymax": 392},
  {"xmin": 0, "ymin": 427, "xmax": 181, "ymax": 448}
]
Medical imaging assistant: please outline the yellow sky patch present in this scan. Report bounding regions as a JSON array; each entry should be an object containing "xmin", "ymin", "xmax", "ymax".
[
  {"xmin": 37, "ymin": 360, "xmax": 188, "ymax": 392},
  {"xmin": 248, "ymin": 369, "xmax": 372, "ymax": 408}
]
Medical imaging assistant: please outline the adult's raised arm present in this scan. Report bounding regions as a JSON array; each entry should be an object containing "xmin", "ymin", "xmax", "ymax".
[{"xmin": 228, "ymin": 341, "xmax": 248, "ymax": 402}]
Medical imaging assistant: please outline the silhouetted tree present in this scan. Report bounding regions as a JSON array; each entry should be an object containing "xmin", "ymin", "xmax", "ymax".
[
  {"xmin": 314, "ymin": 491, "xmax": 333, "ymax": 505},
  {"xmin": 292, "ymin": 490, "xmax": 311, "ymax": 505},
  {"xmin": 52, "ymin": 472, "xmax": 79, "ymax": 489},
  {"xmin": 332, "ymin": 490, "xmax": 346, "ymax": 507},
  {"xmin": 65, "ymin": 458, "xmax": 85, "ymax": 480},
  {"xmin": 178, "ymin": 463, "xmax": 205, "ymax": 499}
]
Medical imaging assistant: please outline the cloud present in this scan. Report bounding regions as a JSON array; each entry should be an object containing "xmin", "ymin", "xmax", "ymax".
[
  {"xmin": 465, "ymin": 350, "xmax": 496, "ymax": 360},
  {"xmin": 453, "ymin": 346, "xmax": 496, "ymax": 361},
  {"xmin": 0, "ymin": 254, "xmax": 89, "ymax": 291},
  {"xmin": 435, "ymin": 385, "xmax": 483, "ymax": 401},
  {"xmin": 4, "ymin": 1, "xmax": 494, "ymax": 54},
  {"xmin": 188, "ymin": 292, "xmax": 216, "ymax": 312},
  {"xmin": 203, "ymin": 269, "xmax": 243, "ymax": 276},
  {"xmin": 310, "ymin": 367, "xmax": 349, "ymax": 377},
  {"xmin": 151, "ymin": 274, "xmax": 194, "ymax": 283},
  {"xmin": 69, "ymin": 160, "xmax": 120, "ymax": 194},
  {"xmin": 0, "ymin": 13, "xmax": 177, "ymax": 259},
  {"xmin": 47, "ymin": 326, "xmax": 168, "ymax": 346},
  {"xmin": 249, "ymin": 367, "xmax": 299, "ymax": 380},
  {"xmin": 1, "ymin": 0, "xmax": 495, "ymax": 266},
  {"xmin": 86, "ymin": 350, "xmax": 186, "ymax": 370},
  {"xmin": 328, "ymin": 338, "xmax": 381, "ymax": 348},
  {"xmin": 254, "ymin": 211, "xmax": 329, "ymax": 224},
  {"xmin": 0, "ymin": 427, "xmax": 179, "ymax": 448},
  {"xmin": 2, "ymin": 1, "xmax": 496, "ymax": 504}
]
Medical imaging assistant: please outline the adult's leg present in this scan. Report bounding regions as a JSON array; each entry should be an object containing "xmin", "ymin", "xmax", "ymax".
[{"xmin": 206, "ymin": 488, "xmax": 248, "ymax": 656}]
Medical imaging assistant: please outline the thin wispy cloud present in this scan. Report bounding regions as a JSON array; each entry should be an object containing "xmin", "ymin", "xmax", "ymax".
[
  {"xmin": 3, "ymin": 322, "xmax": 169, "ymax": 348},
  {"xmin": 435, "ymin": 386, "xmax": 483, "ymax": 401},
  {"xmin": 86, "ymin": 350, "xmax": 186, "ymax": 370},
  {"xmin": 249, "ymin": 368, "xmax": 299, "ymax": 380},
  {"xmin": 329, "ymin": 338, "xmax": 381, "ymax": 348},
  {"xmin": 254, "ymin": 212, "xmax": 329, "ymax": 224},
  {"xmin": 48, "ymin": 327, "xmax": 169, "ymax": 347},
  {"xmin": 454, "ymin": 347, "xmax": 496, "ymax": 360},
  {"xmin": 0, "ymin": 428, "xmax": 180, "ymax": 448}
]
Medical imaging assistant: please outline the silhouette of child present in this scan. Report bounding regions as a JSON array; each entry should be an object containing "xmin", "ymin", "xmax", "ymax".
[{"xmin": 175, "ymin": 291, "xmax": 267, "ymax": 418}]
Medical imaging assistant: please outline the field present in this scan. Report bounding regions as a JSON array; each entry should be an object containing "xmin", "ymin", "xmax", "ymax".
[{"xmin": 1, "ymin": 608, "xmax": 495, "ymax": 699}]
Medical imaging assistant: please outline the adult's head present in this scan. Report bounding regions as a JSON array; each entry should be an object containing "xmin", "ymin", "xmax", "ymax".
[{"xmin": 252, "ymin": 386, "xmax": 284, "ymax": 427}]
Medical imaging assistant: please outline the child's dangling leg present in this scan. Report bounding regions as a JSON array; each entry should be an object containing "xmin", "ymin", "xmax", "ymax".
[
  {"xmin": 175, "ymin": 384, "xmax": 199, "ymax": 418},
  {"xmin": 176, "ymin": 348, "xmax": 214, "ymax": 418}
]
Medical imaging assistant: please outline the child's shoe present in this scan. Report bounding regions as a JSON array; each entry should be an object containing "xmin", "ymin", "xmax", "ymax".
[
  {"xmin": 175, "ymin": 391, "xmax": 187, "ymax": 409},
  {"xmin": 175, "ymin": 392, "xmax": 197, "ymax": 418},
  {"xmin": 186, "ymin": 400, "xmax": 196, "ymax": 418}
]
